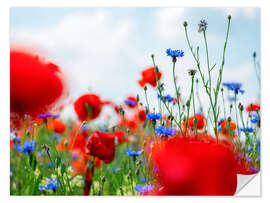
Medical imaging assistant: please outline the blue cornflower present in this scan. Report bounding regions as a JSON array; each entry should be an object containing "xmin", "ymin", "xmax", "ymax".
[
  {"xmin": 155, "ymin": 126, "xmax": 176, "ymax": 137},
  {"xmin": 13, "ymin": 144, "xmax": 21, "ymax": 152},
  {"xmin": 100, "ymin": 128, "xmax": 108, "ymax": 133},
  {"xmin": 39, "ymin": 184, "xmax": 45, "ymax": 191},
  {"xmin": 126, "ymin": 149, "xmax": 142, "ymax": 157},
  {"xmin": 124, "ymin": 99, "xmax": 137, "ymax": 107},
  {"xmin": 45, "ymin": 178, "xmax": 58, "ymax": 191},
  {"xmin": 38, "ymin": 112, "xmax": 60, "ymax": 119},
  {"xmin": 146, "ymin": 113, "xmax": 161, "ymax": 121},
  {"xmin": 135, "ymin": 184, "xmax": 154, "ymax": 194},
  {"xmin": 249, "ymin": 166, "xmax": 256, "ymax": 173},
  {"xmin": 198, "ymin": 19, "xmax": 208, "ymax": 32},
  {"xmin": 157, "ymin": 94, "xmax": 174, "ymax": 103},
  {"xmin": 22, "ymin": 140, "xmax": 36, "ymax": 154},
  {"xmin": 47, "ymin": 162, "xmax": 56, "ymax": 168},
  {"xmin": 81, "ymin": 125, "xmax": 89, "ymax": 131},
  {"xmin": 223, "ymin": 82, "xmax": 245, "ymax": 95},
  {"xmin": 53, "ymin": 133, "xmax": 60, "ymax": 142},
  {"xmin": 166, "ymin": 48, "xmax": 184, "ymax": 58},
  {"xmin": 13, "ymin": 136, "xmax": 21, "ymax": 142},
  {"xmin": 250, "ymin": 113, "xmax": 260, "ymax": 124},
  {"xmin": 240, "ymin": 127, "xmax": 254, "ymax": 133}
]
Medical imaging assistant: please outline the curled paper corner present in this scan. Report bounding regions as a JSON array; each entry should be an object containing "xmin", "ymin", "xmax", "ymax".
[{"xmin": 235, "ymin": 172, "xmax": 261, "ymax": 196}]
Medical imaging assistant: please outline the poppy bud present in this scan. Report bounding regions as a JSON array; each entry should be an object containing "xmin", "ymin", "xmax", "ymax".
[
  {"xmin": 64, "ymin": 140, "xmax": 69, "ymax": 148},
  {"xmin": 144, "ymin": 86, "xmax": 147, "ymax": 91},
  {"xmin": 136, "ymin": 94, "xmax": 140, "ymax": 102}
]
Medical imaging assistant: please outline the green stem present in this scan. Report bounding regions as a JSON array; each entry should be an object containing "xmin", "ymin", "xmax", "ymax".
[
  {"xmin": 203, "ymin": 30, "xmax": 211, "ymax": 96},
  {"xmin": 196, "ymin": 79, "xmax": 204, "ymax": 114},
  {"xmin": 151, "ymin": 55, "xmax": 182, "ymax": 129},
  {"xmin": 234, "ymin": 95, "xmax": 240, "ymax": 137},
  {"xmin": 172, "ymin": 60, "xmax": 183, "ymax": 132},
  {"xmin": 192, "ymin": 80, "xmax": 197, "ymax": 133},
  {"xmin": 186, "ymin": 76, "xmax": 195, "ymax": 131}
]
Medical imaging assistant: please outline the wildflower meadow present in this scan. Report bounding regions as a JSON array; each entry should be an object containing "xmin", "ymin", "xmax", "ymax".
[{"xmin": 10, "ymin": 8, "xmax": 260, "ymax": 196}]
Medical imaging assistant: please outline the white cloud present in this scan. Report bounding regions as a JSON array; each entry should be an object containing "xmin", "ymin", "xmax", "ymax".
[
  {"xmin": 154, "ymin": 8, "xmax": 221, "ymax": 45},
  {"xmin": 10, "ymin": 8, "xmax": 259, "ymax": 124},
  {"xmin": 155, "ymin": 8, "xmax": 186, "ymax": 38},
  {"xmin": 10, "ymin": 9, "xmax": 143, "ymax": 122},
  {"xmin": 221, "ymin": 8, "xmax": 258, "ymax": 19}
]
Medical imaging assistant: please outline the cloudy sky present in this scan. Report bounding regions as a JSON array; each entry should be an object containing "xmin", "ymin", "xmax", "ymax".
[{"xmin": 10, "ymin": 8, "xmax": 260, "ymax": 124}]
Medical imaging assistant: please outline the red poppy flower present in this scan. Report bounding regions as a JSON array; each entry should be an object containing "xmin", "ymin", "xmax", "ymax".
[
  {"xmin": 138, "ymin": 109, "xmax": 146, "ymax": 122},
  {"xmin": 48, "ymin": 119, "xmax": 66, "ymax": 134},
  {"xmin": 245, "ymin": 104, "xmax": 260, "ymax": 112},
  {"xmin": 220, "ymin": 120, "xmax": 237, "ymax": 134},
  {"xmin": 114, "ymin": 131, "xmax": 126, "ymax": 144},
  {"xmin": 10, "ymin": 49, "xmax": 66, "ymax": 118},
  {"xmin": 127, "ymin": 118, "xmax": 138, "ymax": 130},
  {"xmin": 10, "ymin": 113, "xmax": 22, "ymax": 129},
  {"xmin": 138, "ymin": 67, "xmax": 162, "ymax": 87},
  {"xmin": 83, "ymin": 166, "xmax": 94, "ymax": 196},
  {"xmin": 151, "ymin": 136, "xmax": 237, "ymax": 195},
  {"xmin": 74, "ymin": 94, "xmax": 103, "ymax": 121},
  {"xmin": 182, "ymin": 114, "xmax": 205, "ymax": 131},
  {"xmin": 118, "ymin": 116, "xmax": 138, "ymax": 131},
  {"xmin": 236, "ymin": 157, "xmax": 257, "ymax": 175},
  {"xmin": 56, "ymin": 123, "xmax": 88, "ymax": 152},
  {"xmin": 86, "ymin": 131, "xmax": 115, "ymax": 164}
]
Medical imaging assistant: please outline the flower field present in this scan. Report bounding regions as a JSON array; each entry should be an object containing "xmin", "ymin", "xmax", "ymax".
[{"xmin": 10, "ymin": 14, "xmax": 260, "ymax": 196}]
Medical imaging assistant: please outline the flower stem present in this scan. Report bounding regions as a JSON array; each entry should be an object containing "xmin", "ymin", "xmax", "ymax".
[
  {"xmin": 172, "ymin": 60, "xmax": 183, "ymax": 132},
  {"xmin": 186, "ymin": 75, "xmax": 195, "ymax": 132},
  {"xmin": 151, "ymin": 55, "xmax": 181, "ymax": 129}
]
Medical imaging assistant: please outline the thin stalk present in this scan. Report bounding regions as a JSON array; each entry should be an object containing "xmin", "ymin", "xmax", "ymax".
[
  {"xmin": 172, "ymin": 60, "xmax": 183, "ymax": 132},
  {"xmin": 203, "ymin": 30, "xmax": 212, "ymax": 96},
  {"xmin": 151, "ymin": 55, "xmax": 181, "ymax": 129},
  {"xmin": 192, "ymin": 82, "xmax": 197, "ymax": 134},
  {"xmin": 234, "ymin": 95, "xmax": 240, "ymax": 137},
  {"xmin": 186, "ymin": 76, "xmax": 195, "ymax": 131}
]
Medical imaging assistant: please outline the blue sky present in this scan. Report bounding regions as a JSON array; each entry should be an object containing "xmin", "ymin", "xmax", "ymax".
[{"xmin": 10, "ymin": 8, "xmax": 260, "ymax": 123}]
